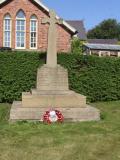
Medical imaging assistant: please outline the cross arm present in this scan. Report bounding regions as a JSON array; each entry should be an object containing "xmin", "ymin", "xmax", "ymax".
[
  {"xmin": 56, "ymin": 18, "xmax": 63, "ymax": 25},
  {"xmin": 42, "ymin": 18, "xmax": 50, "ymax": 24}
]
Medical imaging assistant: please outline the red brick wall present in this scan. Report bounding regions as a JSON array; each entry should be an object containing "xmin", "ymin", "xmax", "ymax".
[{"xmin": 0, "ymin": 0, "xmax": 72, "ymax": 52}]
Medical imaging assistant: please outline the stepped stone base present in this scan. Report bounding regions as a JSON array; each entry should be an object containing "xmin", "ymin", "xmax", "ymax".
[
  {"xmin": 21, "ymin": 64, "xmax": 87, "ymax": 108},
  {"xmin": 10, "ymin": 64, "xmax": 100, "ymax": 122},
  {"xmin": 10, "ymin": 101, "xmax": 100, "ymax": 122},
  {"xmin": 22, "ymin": 90, "xmax": 86, "ymax": 108}
]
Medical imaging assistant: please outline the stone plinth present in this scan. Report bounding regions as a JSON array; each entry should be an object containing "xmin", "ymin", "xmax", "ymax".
[
  {"xmin": 21, "ymin": 65, "xmax": 86, "ymax": 108},
  {"xmin": 37, "ymin": 64, "xmax": 69, "ymax": 91},
  {"xmin": 22, "ymin": 90, "xmax": 86, "ymax": 108},
  {"xmin": 10, "ymin": 64, "xmax": 100, "ymax": 122},
  {"xmin": 10, "ymin": 101, "xmax": 100, "ymax": 122}
]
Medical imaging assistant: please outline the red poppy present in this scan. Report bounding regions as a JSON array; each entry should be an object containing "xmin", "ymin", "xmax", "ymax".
[{"xmin": 43, "ymin": 110, "xmax": 64, "ymax": 124}]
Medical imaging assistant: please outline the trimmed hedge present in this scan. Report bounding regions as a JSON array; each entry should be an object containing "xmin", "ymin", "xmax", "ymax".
[
  {"xmin": 0, "ymin": 51, "xmax": 120, "ymax": 103},
  {"xmin": 58, "ymin": 54, "xmax": 120, "ymax": 102},
  {"xmin": 0, "ymin": 52, "xmax": 45, "ymax": 103}
]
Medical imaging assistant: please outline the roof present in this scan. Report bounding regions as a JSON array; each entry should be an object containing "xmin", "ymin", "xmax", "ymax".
[
  {"xmin": 0, "ymin": 0, "xmax": 77, "ymax": 34},
  {"xmin": 87, "ymin": 39, "xmax": 118, "ymax": 45},
  {"xmin": 66, "ymin": 20, "xmax": 87, "ymax": 40},
  {"xmin": 84, "ymin": 43, "xmax": 120, "ymax": 51}
]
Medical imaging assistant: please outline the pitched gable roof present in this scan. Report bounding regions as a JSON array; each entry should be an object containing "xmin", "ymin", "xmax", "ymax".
[
  {"xmin": 84, "ymin": 43, "xmax": 120, "ymax": 51},
  {"xmin": 87, "ymin": 39, "xmax": 118, "ymax": 45},
  {"xmin": 66, "ymin": 20, "xmax": 87, "ymax": 40},
  {"xmin": 0, "ymin": 0, "xmax": 77, "ymax": 34}
]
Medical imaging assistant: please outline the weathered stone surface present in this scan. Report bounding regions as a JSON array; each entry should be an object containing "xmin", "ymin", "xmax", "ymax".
[
  {"xmin": 29, "ymin": 64, "xmax": 86, "ymax": 109},
  {"xmin": 42, "ymin": 10, "xmax": 63, "ymax": 67},
  {"xmin": 10, "ymin": 101, "xmax": 100, "ymax": 122},
  {"xmin": 37, "ymin": 64, "xmax": 69, "ymax": 91},
  {"xmin": 22, "ymin": 90, "xmax": 86, "ymax": 108}
]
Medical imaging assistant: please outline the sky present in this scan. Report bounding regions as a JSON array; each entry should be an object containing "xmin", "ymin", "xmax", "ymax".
[{"xmin": 43, "ymin": 0, "xmax": 120, "ymax": 31}]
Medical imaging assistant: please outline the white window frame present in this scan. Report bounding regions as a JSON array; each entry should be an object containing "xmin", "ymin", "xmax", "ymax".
[
  {"xmin": 15, "ymin": 11, "xmax": 26, "ymax": 49},
  {"xmin": 3, "ymin": 14, "xmax": 12, "ymax": 48},
  {"xmin": 30, "ymin": 15, "xmax": 38, "ymax": 49}
]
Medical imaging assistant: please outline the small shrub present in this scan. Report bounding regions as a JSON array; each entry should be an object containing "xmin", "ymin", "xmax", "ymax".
[{"xmin": 71, "ymin": 38, "xmax": 84, "ymax": 54}]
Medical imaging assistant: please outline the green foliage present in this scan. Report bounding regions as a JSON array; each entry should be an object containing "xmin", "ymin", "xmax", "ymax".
[
  {"xmin": 71, "ymin": 37, "xmax": 84, "ymax": 54},
  {"xmin": 0, "ymin": 104, "xmax": 10, "ymax": 123},
  {"xmin": 87, "ymin": 19, "xmax": 120, "ymax": 40},
  {"xmin": 0, "ymin": 51, "xmax": 45, "ymax": 103},
  {"xmin": 0, "ymin": 52, "xmax": 120, "ymax": 103},
  {"xmin": 58, "ymin": 54, "xmax": 120, "ymax": 102},
  {"xmin": 0, "ymin": 101, "xmax": 120, "ymax": 160}
]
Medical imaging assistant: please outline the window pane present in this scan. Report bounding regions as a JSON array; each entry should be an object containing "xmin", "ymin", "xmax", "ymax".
[
  {"xmin": 5, "ymin": 19, "xmax": 10, "ymax": 31},
  {"xmin": 8, "ymin": 25, "xmax": 10, "ymax": 31},
  {"xmin": 16, "ymin": 10, "xmax": 25, "ymax": 19},
  {"xmin": 21, "ymin": 25, "xmax": 25, "ymax": 31},
  {"xmin": 21, "ymin": 42, "xmax": 24, "ymax": 47},
  {"xmin": 33, "ymin": 43, "xmax": 36, "ymax": 48},
  {"xmin": 31, "ymin": 38, "xmax": 33, "ymax": 43},
  {"xmin": 30, "ymin": 19, "xmax": 37, "ymax": 48},
  {"xmin": 17, "ymin": 20, "xmax": 20, "ymax": 25},
  {"xmin": 4, "ymin": 16, "xmax": 11, "ymax": 47},
  {"xmin": 5, "ymin": 20, "xmax": 7, "ymax": 26},
  {"xmin": 21, "ymin": 21, "xmax": 25, "ymax": 26},
  {"xmin": 16, "ymin": 32, "xmax": 20, "ymax": 37},
  {"xmin": 4, "ymin": 14, "xmax": 11, "ymax": 19},
  {"xmin": 17, "ymin": 42, "xmax": 20, "ymax": 47},
  {"xmin": 17, "ymin": 25, "xmax": 20, "ymax": 31},
  {"xmin": 16, "ymin": 18, "xmax": 25, "ymax": 48},
  {"xmin": 21, "ymin": 32, "xmax": 25, "ymax": 37},
  {"xmin": 21, "ymin": 37, "xmax": 24, "ymax": 42},
  {"xmin": 17, "ymin": 37, "xmax": 20, "ymax": 42},
  {"xmin": 31, "ymin": 15, "xmax": 37, "ymax": 20}
]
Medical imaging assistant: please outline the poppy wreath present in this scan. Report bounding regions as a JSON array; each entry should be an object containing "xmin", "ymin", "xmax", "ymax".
[{"xmin": 43, "ymin": 110, "xmax": 64, "ymax": 124}]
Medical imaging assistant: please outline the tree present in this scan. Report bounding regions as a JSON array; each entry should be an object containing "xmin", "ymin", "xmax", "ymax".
[
  {"xmin": 71, "ymin": 37, "xmax": 85, "ymax": 54},
  {"xmin": 87, "ymin": 19, "xmax": 120, "ymax": 40}
]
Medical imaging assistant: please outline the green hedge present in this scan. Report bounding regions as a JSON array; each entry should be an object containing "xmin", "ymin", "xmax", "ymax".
[
  {"xmin": 58, "ymin": 54, "xmax": 120, "ymax": 102},
  {"xmin": 0, "ymin": 52, "xmax": 45, "ymax": 103},
  {"xmin": 0, "ymin": 51, "xmax": 120, "ymax": 103}
]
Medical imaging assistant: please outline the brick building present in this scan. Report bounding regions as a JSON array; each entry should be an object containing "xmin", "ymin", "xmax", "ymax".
[{"xmin": 0, "ymin": 0, "xmax": 77, "ymax": 52}]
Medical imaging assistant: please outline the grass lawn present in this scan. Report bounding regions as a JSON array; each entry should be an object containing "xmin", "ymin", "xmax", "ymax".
[{"xmin": 0, "ymin": 101, "xmax": 120, "ymax": 160}]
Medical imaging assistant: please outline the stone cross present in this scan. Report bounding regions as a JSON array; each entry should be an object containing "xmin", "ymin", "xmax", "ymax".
[{"xmin": 42, "ymin": 10, "xmax": 63, "ymax": 67}]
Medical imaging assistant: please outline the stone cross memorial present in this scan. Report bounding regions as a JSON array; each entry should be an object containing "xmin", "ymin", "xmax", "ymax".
[
  {"xmin": 42, "ymin": 10, "xmax": 63, "ymax": 67},
  {"xmin": 10, "ymin": 10, "xmax": 100, "ymax": 122}
]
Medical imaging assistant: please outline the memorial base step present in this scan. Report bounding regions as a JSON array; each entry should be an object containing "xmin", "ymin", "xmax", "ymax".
[
  {"xmin": 10, "ymin": 101, "xmax": 100, "ymax": 122},
  {"xmin": 22, "ymin": 90, "xmax": 86, "ymax": 108}
]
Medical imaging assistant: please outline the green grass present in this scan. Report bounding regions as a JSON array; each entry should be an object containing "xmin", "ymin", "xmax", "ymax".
[{"xmin": 0, "ymin": 101, "xmax": 120, "ymax": 160}]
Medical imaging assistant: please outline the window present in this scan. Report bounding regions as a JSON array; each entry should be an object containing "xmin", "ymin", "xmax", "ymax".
[
  {"xmin": 3, "ymin": 14, "xmax": 11, "ymax": 47},
  {"xmin": 16, "ymin": 10, "xmax": 26, "ymax": 49},
  {"xmin": 30, "ymin": 15, "xmax": 37, "ymax": 49}
]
